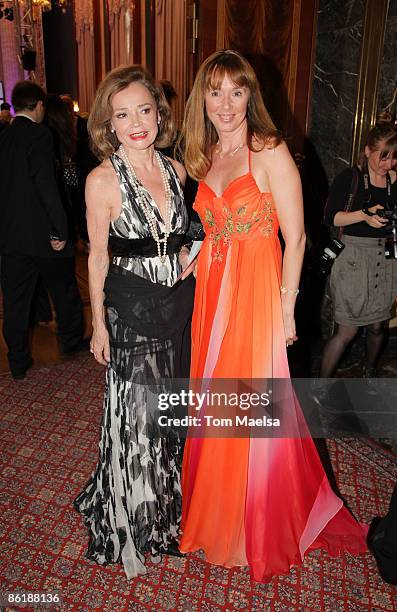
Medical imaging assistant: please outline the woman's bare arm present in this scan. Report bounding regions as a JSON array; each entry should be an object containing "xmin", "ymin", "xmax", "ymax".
[
  {"xmin": 253, "ymin": 142, "xmax": 306, "ymax": 345},
  {"xmin": 86, "ymin": 165, "xmax": 114, "ymax": 364},
  {"xmin": 334, "ymin": 206, "xmax": 388, "ymax": 229}
]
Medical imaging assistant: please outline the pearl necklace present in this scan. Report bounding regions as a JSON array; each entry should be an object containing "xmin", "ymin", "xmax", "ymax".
[
  {"xmin": 118, "ymin": 145, "xmax": 172, "ymax": 282},
  {"xmin": 215, "ymin": 143, "xmax": 245, "ymax": 159}
]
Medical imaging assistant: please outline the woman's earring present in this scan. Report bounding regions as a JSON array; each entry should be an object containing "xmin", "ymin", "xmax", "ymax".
[
  {"xmin": 110, "ymin": 126, "xmax": 115, "ymax": 133},
  {"xmin": 157, "ymin": 118, "xmax": 161, "ymax": 125}
]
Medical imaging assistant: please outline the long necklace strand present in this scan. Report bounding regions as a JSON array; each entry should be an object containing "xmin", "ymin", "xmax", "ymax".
[{"xmin": 118, "ymin": 145, "xmax": 171, "ymax": 281}]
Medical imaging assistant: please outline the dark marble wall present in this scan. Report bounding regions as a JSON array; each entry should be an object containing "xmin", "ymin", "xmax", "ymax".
[
  {"xmin": 378, "ymin": 0, "xmax": 397, "ymax": 119},
  {"xmin": 309, "ymin": 0, "xmax": 365, "ymax": 186}
]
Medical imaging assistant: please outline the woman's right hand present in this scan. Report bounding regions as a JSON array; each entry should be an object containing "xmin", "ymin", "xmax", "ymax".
[
  {"xmin": 363, "ymin": 204, "xmax": 389, "ymax": 228},
  {"xmin": 90, "ymin": 324, "xmax": 110, "ymax": 365}
]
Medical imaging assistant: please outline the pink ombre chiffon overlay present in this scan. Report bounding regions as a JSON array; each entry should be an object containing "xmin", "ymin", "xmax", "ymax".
[{"xmin": 181, "ymin": 169, "xmax": 367, "ymax": 582}]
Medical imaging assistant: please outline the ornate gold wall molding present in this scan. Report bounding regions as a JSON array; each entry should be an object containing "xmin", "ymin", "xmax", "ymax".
[
  {"xmin": 285, "ymin": 0, "xmax": 301, "ymax": 140},
  {"xmin": 351, "ymin": 0, "xmax": 390, "ymax": 164}
]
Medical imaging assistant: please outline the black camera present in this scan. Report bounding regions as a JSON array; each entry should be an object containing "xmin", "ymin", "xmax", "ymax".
[
  {"xmin": 319, "ymin": 238, "xmax": 345, "ymax": 274},
  {"xmin": 377, "ymin": 204, "xmax": 397, "ymax": 260},
  {"xmin": 377, "ymin": 207, "xmax": 397, "ymax": 221}
]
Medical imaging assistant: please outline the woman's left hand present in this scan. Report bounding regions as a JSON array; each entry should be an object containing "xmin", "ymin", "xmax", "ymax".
[{"xmin": 282, "ymin": 307, "xmax": 298, "ymax": 347}]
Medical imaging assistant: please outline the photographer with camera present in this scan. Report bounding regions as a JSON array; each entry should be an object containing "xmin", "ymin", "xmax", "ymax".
[{"xmin": 319, "ymin": 118, "xmax": 397, "ymax": 379}]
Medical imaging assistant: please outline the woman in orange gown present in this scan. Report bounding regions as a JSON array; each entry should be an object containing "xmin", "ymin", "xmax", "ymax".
[{"xmin": 179, "ymin": 50, "xmax": 367, "ymax": 582}]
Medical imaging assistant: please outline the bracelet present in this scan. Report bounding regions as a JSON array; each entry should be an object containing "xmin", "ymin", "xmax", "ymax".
[
  {"xmin": 280, "ymin": 286, "xmax": 299, "ymax": 296},
  {"xmin": 362, "ymin": 207, "xmax": 376, "ymax": 217}
]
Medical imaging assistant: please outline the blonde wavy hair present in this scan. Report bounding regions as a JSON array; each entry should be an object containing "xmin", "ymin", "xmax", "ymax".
[
  {"xmin": 178, "ymin": 50, "xmax": 281, "ymax": 180},
  {"xmin": 88, "ymin": 65, "xmax": 175, "ymax": 160}
]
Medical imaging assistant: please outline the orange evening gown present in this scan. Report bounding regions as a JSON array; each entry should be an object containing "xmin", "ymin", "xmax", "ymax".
[{"xmin": 180, "ymin": 154, "xmax": 367, "ymax": 582}]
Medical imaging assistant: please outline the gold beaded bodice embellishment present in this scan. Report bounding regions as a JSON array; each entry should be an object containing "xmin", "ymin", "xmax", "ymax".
[{"xmin": 204, "ymin": 199, "xmax": 274, "ymax": 262}]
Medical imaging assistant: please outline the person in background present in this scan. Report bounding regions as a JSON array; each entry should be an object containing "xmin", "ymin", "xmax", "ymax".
[
  {"xmin": 320, "ymin": 119, "xmax": 397, "ymax": 379},
  {"xmin": 368, "ymin": 482, "xmax": 397, "ymax": 585},
  {"xmin": 158, "ymin": 80, "xmax": 199, "ymax": 221},
  {"xmin": 0, "ymin": 81, "xmax": 87, "ymax": 380},
  {"xmin": 158, "ymin": 80, "xmax": 178, "ymax": 158},
  {"xmin": 0, "ymin": 102, "xmax": 12, "ymax": 132},
  {"xmin": 44, "ymin": 94, "xmax": 80, "ymax": 242},
  {"xmin": 0, "ymin": 101, "xmax": 53, "ymax": 326},
  {"xmin": 61, "ymin": 94, "xmax": 98, "ymax": 243}
]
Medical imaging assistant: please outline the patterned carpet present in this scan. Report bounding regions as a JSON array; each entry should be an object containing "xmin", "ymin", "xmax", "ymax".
[{"xmin": 0, "ymin": 356, "xmax": 396, "ymax": 611}]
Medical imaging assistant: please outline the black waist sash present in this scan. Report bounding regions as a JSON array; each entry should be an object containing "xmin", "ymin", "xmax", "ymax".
[
  {"xmin": 109, "ymin": 234, "xmax": 185, "ymax": 258},
  {"xmin": 104, "ymin": 264, "xmax": 195, "ymax": 341}
]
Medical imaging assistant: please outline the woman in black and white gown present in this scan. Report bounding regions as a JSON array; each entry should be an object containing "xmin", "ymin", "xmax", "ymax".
[{"xmin": 74, "ymin": 66, "xmax": 195, "ymax": 579}]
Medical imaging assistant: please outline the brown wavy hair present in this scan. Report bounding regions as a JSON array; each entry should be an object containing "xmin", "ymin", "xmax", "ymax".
[
  {"xmin": 358, "ymin": 113, "xmax": 397, "ymax": 169},
  {"xmin": 44, "ymin": 94, "xmax": 76, "ymax": 160},
  {"xmin": 366, "ymin": 114, "xmax": 397, "ymax": 156},
  {"xmin": 177, "ymin": 50, "xmax": 281, "ymax": 180},
  {"xmin": 88, "ymin": 65, "xmax": 175, "ymax": 160}
]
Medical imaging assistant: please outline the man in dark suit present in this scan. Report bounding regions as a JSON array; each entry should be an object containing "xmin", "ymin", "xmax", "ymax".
[{"xmin": 0, "ymin": 81, "xmax": 86, "ymax": 380}]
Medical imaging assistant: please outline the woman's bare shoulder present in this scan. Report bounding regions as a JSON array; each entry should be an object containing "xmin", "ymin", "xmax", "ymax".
[
  {"xmin": 252, "ymin": 140, "xmax": 297, "ymax": 177},
  {"xmin": 88, "ymin": 159, "xmax": 114, "ymax": 180},
  {"xmin": 87, "ymin": 159, "xmax": 117, "ymax": 190},
  {"xmin": 250, "ymin": 138, "xmax": 299, "ymax": 192},
  {"xmin": 251, "ymin": 137, "xmax": 289, "ymax": 162},
  {"xmin": 86, "ymin": 159, "xmax": 119, "ymax": 213}
]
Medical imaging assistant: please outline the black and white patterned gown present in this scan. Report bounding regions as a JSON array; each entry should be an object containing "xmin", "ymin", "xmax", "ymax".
[{"xmin": 74, "ymin": 151, "xmax": 194, "ymax": 579}]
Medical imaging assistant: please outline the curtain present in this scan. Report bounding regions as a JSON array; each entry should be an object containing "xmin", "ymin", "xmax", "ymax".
[
  {"xmin": 224, "ymin": 0, "xmax": 293, "ymax": 133},
  {"xmin": 108, "ymin": 0, "xmax": 135, "ymax": 69},
  {"xmin": 155, "ymin": 0, "xmax": 186, "ymax": 127},
  {"xmin": 0, "ymin": 19, "xmax": 21, "ymax": 104},
  {"xmin": 75, "ymin": 0, "xmax": 96, "ymax": 113}
]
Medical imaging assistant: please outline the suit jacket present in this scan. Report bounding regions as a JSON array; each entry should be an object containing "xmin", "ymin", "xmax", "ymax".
[
  {"xmin": 0, "ymin": 116, "xmax": 73, "ymax": 257},
  {"xmin": 0, "ymin": 121, "xmax": 10, "ymax": 134}
]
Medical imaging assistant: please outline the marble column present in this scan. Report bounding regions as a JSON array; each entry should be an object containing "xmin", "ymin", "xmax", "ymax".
[
  {"xmin": 378, "ymin": 0, "xmax": 397, "ymax": 119},
  {"xmin": 309, "ymin": 0, "xmax": 365, "ymax": 185}
]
